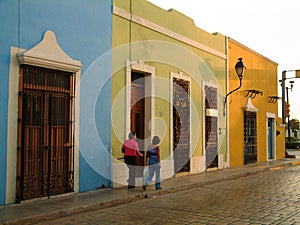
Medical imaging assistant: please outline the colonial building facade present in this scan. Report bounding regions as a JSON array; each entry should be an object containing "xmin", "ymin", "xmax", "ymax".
[
  {"xmin": 228, "ymin": 38, "xmax": 285, "ymax": 166},
  {"xmin": 0, "ymin": 0, "xmax": 284, "ymax": 206},
  {"xmin": 0, "ymin": 0, "xmax": 112, "ymax": 205},
  {"xmin": 111, "ymin": 0, "xmax": 228, "ymax": 186}
]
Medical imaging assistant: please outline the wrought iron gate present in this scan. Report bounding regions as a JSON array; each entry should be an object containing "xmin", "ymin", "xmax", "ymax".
[
  {"xmin": 205, "ymin": 86, "xmax": 218, "ymax": 169},
  {"xmin": 244, "ymin": 111, "xmax": 257, "ymax": 164},
  {"xmin": 173, "ymin": 77, "xmax": 190, "ymax": 173},
  {"xmin": 16, "ymin": 65, "xmax": 75, "ymax": 201}
]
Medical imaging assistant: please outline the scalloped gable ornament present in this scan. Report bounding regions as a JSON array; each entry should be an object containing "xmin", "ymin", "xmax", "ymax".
[
  {"xmin": 243, "ymin": 97, "xmax": 258, "ymax": 112},
  {"xmin": 17, "ymin": 30, "xmax": 82, "ymax": 73}
]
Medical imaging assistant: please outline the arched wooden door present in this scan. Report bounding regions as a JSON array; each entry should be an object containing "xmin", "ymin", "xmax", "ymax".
[{"xmin": 16, "ymin": 65, "xmax": 74, "ymax": 201}]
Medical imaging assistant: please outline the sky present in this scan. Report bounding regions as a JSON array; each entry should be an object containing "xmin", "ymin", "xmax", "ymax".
[{"xmin": 148, "ymin": 0, "xmax": 300, "ymax": 120}]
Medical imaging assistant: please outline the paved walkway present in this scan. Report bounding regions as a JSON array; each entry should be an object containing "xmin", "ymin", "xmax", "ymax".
[{"xmin": 1, "ymin": 157, "xmax": 300, "ymax": 225}]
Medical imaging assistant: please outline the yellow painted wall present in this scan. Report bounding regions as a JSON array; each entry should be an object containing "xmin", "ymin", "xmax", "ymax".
[
  {"xmin": 111, "ymin": 0, "xmax": 227, "ymax": 166},
  {"xmin": 228, "ymin": 38, "xmax": 284, "ymax": 166}
]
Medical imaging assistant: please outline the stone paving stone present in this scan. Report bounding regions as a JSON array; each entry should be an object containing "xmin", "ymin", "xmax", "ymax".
[{"xmin": 2, "ymin": 161, "xmax": 300, "ymax": 224}]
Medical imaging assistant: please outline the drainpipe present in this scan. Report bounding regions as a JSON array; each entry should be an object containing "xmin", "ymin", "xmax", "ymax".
[{"xmin": 225, "ymin": 37, "xmax": 230, "ymax": 167}]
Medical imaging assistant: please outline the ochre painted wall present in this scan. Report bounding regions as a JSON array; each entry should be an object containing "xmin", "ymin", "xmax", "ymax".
[{"xmin": 228, "ymin": 38, "xmax": 284, "ymax": 166}]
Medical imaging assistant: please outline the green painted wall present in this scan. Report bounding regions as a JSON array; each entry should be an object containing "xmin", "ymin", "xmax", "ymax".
[{"xmin": 112, "ymin": 0, "xmax": 227, "ymax": 170}]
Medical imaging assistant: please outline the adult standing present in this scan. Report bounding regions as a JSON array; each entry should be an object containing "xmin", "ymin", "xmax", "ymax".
[
  {"xmin": 143, "ymin": 136, "xmax": 161, "ymax": 190},
  {"xmin": 122, "ymin": 131, "xmax": 143, "ymax": 189}
]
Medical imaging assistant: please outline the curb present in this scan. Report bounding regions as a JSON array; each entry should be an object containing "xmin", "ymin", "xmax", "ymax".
[{"xmin": 292, "ymin": 161, "xmax": 300, "ymax": 166}]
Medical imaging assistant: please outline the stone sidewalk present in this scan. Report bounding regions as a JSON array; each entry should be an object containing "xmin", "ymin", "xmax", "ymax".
[{"xmin": 1, "ymin": 158, "xmax": 300, "ymax": 225}]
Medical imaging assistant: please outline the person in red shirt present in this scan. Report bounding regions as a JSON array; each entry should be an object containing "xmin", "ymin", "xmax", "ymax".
[{"xmin": 122, "ymin": 131, "xmax": 143, "ymax": 189}]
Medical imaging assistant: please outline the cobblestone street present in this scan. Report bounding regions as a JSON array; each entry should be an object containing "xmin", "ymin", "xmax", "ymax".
[{"xmin": 34, "ymin": 165, "xmax": 300, "ymax": 225}]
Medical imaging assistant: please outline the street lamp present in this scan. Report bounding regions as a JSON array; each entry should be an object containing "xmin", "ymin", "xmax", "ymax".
[
  {"xmin": 286, "ymin": 81, "xmax": 294, "ymax": 142},
  {"xmin": 223, "ymin": 58, "xmax": 246, "ymax": 116},
  {"xmin": 281, "ymin": 69, "xmax": 300, "ymax": 124},
  {"xmin": 234, "ymin": 58, "xmax": 246, "ymax": 80}
]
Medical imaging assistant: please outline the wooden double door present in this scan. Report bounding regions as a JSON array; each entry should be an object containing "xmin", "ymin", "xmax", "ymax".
[{"xmin": 16, "ymin": 65, "xmax": 74, "ymax": 201}]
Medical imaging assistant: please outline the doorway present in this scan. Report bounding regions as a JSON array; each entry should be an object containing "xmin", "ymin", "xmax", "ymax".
[
  {"xmin": 131, "ymin": 72, "xmax": 146, "ymax": 177},
  {"xmin": 126, "ymin": 62, "xmax": 154, "ymax": 181},
  {"xmin": 244, "ymin": 111, "xmax": 257, "ymax": 164},
  {"xmin": 268, "ymin": 117, "xmax": 275, "ymax": 160},
  {"xmin": 16, "ymin": 65, "xmax": 74, "ymax": 201}
]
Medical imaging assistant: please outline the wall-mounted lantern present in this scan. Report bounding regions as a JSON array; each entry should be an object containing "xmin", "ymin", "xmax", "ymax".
[{"xmin": 223, "ymin": 58, "xmax": 246, "ymax": 116}]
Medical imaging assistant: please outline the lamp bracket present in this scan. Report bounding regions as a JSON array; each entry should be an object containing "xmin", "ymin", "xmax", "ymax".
[
  {"xmin": 245, "ymin": 89, "xmax": 263, "ymax": 99},
  {"xmin": 268, "ymin": 96, "xmax": 281, "ymax": 104}
]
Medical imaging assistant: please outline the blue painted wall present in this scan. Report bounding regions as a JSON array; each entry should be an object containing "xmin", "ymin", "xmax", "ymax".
[
  {"xmin": 0, "ymin": 0, "xmax": 112, "ymax": 204},
  {"xmin": 0, "ymin": 0, "xmax": 19, "ymax": 205}
]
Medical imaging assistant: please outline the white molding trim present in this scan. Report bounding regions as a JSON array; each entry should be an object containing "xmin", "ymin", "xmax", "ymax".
[
  {"xmin": 17, "ymin": 30, "xmax": 82, "ymax": 73},
  {"xmin": 113, "ymin": 6, "xmax": 226, "ymax": 59},
  {"xmin": 205, "ymin": 109, "xmax": 218, "ymax": 117},
  {"xmin": 6, "ymin": 47, "xmax": 21, "ymax": 204},
  {"xmin": 125, "ymin": 60, "xmax": 155, "ymax": 139},
  {"xmin": 244, "ymin": 98, "xmax": 258, "ymax": 112},
  {"xmin": 266, "ymin": 112, "xmax": 276, "ymax": 119},
  {"xmin": 6, "ymin": 31, "xmax": 81, "ymax": 203}
]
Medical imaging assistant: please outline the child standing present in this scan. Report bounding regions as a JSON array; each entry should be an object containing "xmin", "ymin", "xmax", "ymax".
[{"xmin": 143, "ymin": 136, "xmax": 161, "ymax": 190}]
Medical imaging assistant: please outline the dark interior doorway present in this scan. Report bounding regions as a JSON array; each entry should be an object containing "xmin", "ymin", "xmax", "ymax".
[{"xmin": 131, "ymin": 72, "xmax": 145, "ymax": 177}]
